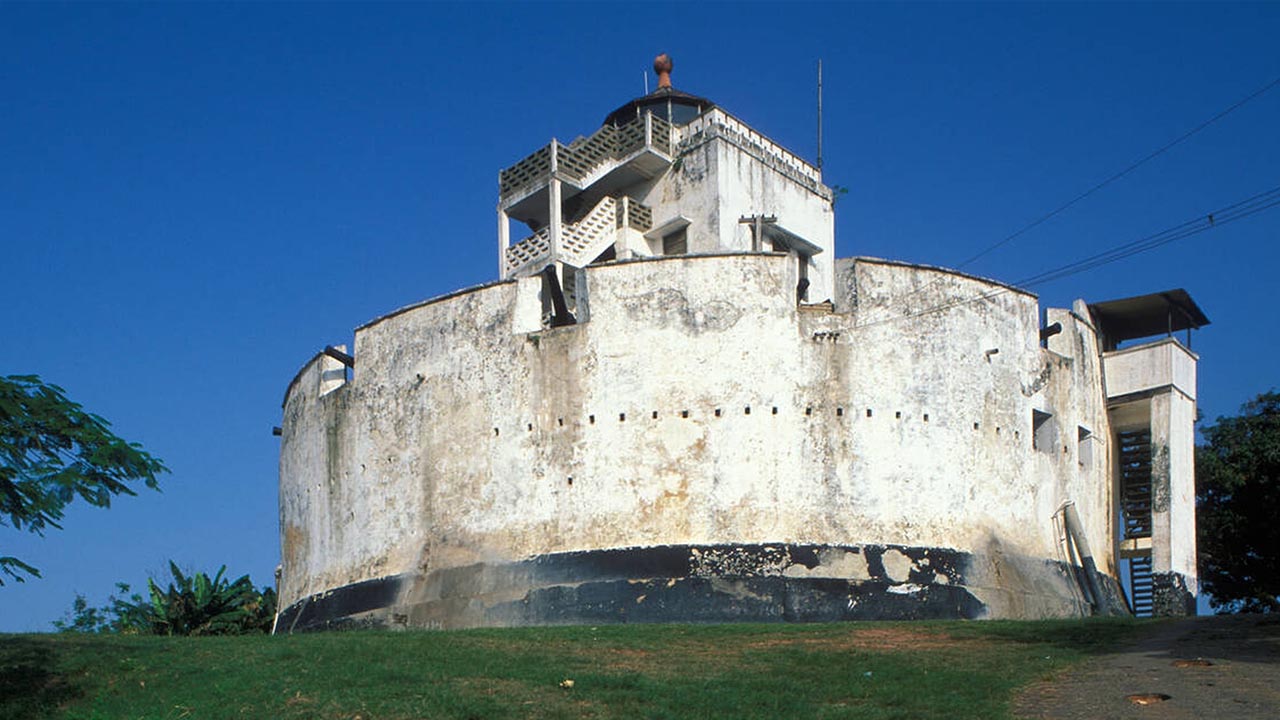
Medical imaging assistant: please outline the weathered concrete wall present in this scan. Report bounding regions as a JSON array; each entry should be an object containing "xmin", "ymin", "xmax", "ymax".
[
  {"xmin": 1103, "ymin": 338, "xmax": 1198, "ymax": 401},
  {"xmin": 278, "ymin": 254, "xmax": 1121, "ymax": 628},
  {"xmin": 1149, "ymin": 388, "xmax": 1199, "ymax": 614},
  {"xmin": 631, "ymin": 108, "xmax": 835, "ymax": 302}
]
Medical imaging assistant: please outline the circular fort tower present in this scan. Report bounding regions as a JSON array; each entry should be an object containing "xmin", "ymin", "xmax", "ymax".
[{"xmin": 276, "ymin": 59, "xmax": 1203, "ymax": 631}]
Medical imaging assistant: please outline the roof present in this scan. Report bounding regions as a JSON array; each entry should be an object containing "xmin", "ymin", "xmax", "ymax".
[
  {"xmin": 1087, "ymin": 289, "xmax": 1210, "ymax": 343},
  {"xmin": 602, "ymin": 86, "xmax": 715, "ymax": 127}
]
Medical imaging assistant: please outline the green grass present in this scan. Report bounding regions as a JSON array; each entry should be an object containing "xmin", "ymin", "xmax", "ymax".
[{"xmin": 1, "ymin": 618, "xmax": 1144, "ymax": 720}]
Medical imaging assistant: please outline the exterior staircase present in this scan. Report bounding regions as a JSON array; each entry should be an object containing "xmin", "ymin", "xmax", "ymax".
[
  {"xmin": 1118, "ymin": 428, "xmax": 1155, "ymax": 617},
  {"xmin": 503, "ymin": 195, "xmax": 653, "ymax": 278},
  {"xmin": 499, "ymin": 113, "xmax": 675, "ymax": 204}
]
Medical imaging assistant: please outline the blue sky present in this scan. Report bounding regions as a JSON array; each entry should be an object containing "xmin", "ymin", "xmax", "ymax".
[{"xmin": 2, "ymin": 2, "xmax": 1277, "ymax": 631}]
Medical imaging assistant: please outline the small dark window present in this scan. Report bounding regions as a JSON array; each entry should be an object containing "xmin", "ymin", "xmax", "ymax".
[
  {"xmin": 1078, "ymin": 426, "xmax": 1094, "ymax": 466},
  {"xmin": 663, "ymin": 227, "xmax": 687, "ymax": 255},
  {"xmin": 1032, "ymin": 410, "xmax": 1055, "ymax": 454}
]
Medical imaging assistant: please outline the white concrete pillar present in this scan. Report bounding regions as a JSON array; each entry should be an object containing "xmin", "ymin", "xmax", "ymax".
[
  {"xmin": 615, "ymin": 197, "xmax": 634, "ymax": 260},
  {"xmin": 1149, "ymin": 390, "xmax": 1198, "ymax": 589},
  {"xmin": 548, "ymin": 178, "xmax": 562, "ymax": 263},
  {"xmin": 498, "ymin": 207, "xmax": 510, "ymax": 279}
]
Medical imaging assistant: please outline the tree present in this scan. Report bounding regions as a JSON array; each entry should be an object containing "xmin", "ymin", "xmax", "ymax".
[
  {"xmin": 1196, "ymin": 391, "xmax": 1280, "ymax": 613},
  {"xmin": 54, "ymin": 563, "xmax": 277, "ymax": 635},
  {"xmin": 0, "ymin": 374, "xmax": 167, "ymax": 584}
]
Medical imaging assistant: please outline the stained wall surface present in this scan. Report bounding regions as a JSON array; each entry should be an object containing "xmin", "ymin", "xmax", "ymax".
[{"xmin": 278, "ymin": 254, "xmax": 1122, "ymax": 628}]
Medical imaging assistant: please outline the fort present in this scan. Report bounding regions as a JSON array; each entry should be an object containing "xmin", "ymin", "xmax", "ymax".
[{"xmin": 275, "ymin": 56, "xmax": 1206, "ymax": 631}]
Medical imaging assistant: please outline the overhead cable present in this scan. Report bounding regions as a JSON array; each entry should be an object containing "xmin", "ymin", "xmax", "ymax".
[{"xmin": 856, "ymin": 184, "xmax": 1280, "ymax": 329}]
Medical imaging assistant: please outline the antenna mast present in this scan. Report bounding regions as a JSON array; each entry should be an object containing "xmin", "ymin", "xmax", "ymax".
[{"xmin": 817, "ymin": 59, "xmax": 824, "ymax": 174}]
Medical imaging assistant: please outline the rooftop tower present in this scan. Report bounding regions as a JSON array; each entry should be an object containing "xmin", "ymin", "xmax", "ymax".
[{"xmin": 497, "ymin": 54, "xmax": 835, "ymax": 312}]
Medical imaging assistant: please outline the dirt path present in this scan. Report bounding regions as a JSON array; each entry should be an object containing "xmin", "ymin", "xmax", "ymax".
[{"xmin": 1015, "ymin": 614, "xmax": 1280, "ymax": 719}]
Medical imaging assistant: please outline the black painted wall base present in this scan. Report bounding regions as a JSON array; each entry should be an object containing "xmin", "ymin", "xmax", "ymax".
[{"xmin": 276, "ymin": 542, "xmax": 1127, "ymax": 632}]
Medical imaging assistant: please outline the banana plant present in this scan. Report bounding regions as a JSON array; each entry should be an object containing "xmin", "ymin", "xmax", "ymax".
[{"xmin": 142, "ymin": 561, "xmax": 275, "ymax": 636}]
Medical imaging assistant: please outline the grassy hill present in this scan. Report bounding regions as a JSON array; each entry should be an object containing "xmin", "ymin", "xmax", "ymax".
[{"xmin": 1, "ymin": 619, "xmax": 1140, "ymax": 720}]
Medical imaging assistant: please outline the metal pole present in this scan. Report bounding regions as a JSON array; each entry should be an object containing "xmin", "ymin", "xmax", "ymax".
[{"xmin": 817, "ymin": 59, "xmax": 823, "ymax": 173}]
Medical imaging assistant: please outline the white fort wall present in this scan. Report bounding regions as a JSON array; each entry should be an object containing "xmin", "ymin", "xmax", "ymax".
[{"xmin": 279, "ymin": 253, "xmax": 1120, "ymax": 628}]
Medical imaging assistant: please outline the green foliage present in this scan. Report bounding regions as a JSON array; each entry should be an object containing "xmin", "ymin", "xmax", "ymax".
[
  {"xmin": 1196, "ymin": 390, "xmax": 1280, "ymax": 613},
  {"xmin": 54, "ymin": 563, "xmax": 276, "ymax": 636},
  {"xmin": 0, "ymin": 374, "xmax": 167, "ymax": 584}
]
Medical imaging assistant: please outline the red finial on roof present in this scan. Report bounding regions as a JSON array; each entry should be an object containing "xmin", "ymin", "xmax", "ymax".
[{"xmin": 654, "ymin": 53, "xmax": 673, "ymax": 89}]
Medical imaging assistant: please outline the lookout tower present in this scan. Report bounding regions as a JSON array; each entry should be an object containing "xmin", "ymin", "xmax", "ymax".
[{"xmin": 497, "ymin": 54, "xmax": 835, "ymax": 311}]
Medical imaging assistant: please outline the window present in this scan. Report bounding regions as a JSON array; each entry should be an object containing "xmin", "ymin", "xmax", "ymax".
[
  {"xmin": 1032, "ymin": 410, "xmax": 1056, "ymax": 454},
  {"xmin": 796, "ymin": 252, "xmax": 810, "ymax": 302},
  {"xmin": 1078, "ymin": 426, "xmax": 1094, "ymax": 467},
  {"xmin": 662, "ymin": 227, "xmax": 687, "ymax": 255}
]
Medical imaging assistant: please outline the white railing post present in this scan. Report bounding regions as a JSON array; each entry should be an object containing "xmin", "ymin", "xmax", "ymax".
[
  {"xmin": 497, "ymin": 207, "xmax": 510, "ymax": 279},
  {"xmin": 548, "ymin": 178, "xmax": 562, "ymax": 264}
]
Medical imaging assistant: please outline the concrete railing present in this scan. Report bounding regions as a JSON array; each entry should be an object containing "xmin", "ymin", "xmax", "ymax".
[
  {"xmin": 499, "ymin": 114, "xmax": 676, "ymax": 201},
  {"xmin": 504, "ymin": 196, "xmax": 654, "ymax": 276},
  {"xmin": 1102, "ymin": 338, "xmax": 1198, "ymax": 401}
]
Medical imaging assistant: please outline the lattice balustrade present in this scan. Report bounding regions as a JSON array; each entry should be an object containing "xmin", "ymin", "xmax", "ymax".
[
  {"xmin": 559, "ymin": 197, "xmax": 618, "ymax": 267},
  {"xmin": 626, "ymin": 199, "xmax": 652, "ymax": 231},
  {"xmin": 614, "ymin": 120, "xmax": 645, "ymax": 156},
  {"xmin": 499, "ymin": 145, "xmax": 553, "ymax": 198},
  {"xmin": 553, "ymin": 141, "xmax": 594, "ymax": 181},
  {"xmin": 499, "ymin": 114, "xmax": 679, "ymax": 202},
  {"xmin": 504, "ymin": 195, "xmax": 641, "ymax": 276},
  {"xmin": 503, "ymin": 227, "xmax": 551, "ymax": 277},
  {"xmin": 648, "ymin": 115, "xmax": 673, "ymax": 151}
]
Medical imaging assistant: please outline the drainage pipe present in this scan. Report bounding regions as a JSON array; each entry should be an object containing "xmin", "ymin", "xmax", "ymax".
[{"xmin": 1060, "ymin": 500, "xmax": 1104, "ymax": 613}]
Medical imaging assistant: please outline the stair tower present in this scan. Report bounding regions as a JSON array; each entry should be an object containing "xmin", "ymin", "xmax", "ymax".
[
  {"xmin": 1091, "ymin": 290, "xmax": 1210, "ymax": 616},
  {"xmin": 496, "ymin": 54, "xmax": 836, "ymax": 317}
]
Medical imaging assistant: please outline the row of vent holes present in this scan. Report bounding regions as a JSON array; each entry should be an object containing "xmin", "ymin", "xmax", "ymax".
[
  {"xmin": 491, "ymin": 408, "xmax": 972, "ymax": 435},
  {"xmin": 558, "ymin": 422, "xmax": 1018, "ymax": 489}
]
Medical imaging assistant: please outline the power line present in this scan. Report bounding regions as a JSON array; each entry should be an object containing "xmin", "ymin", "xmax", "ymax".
[
  {"xmin": 856, "ymin": 184, "xmax": 1280, "ymax": 329},
  {"xmin": 952, "ymin": 73, "xmax": 1280, "ymax": 272},
  {"xmin": 878, "ymin": 72, "xmax": 1280, "ymax": 316},
  {"xmin": 1013, "ymin": 186, "xmax": 1280, "ymax": 288}
]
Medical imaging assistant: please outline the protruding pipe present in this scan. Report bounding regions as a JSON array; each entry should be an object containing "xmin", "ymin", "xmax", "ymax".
[
  {"xmin": 324, "ymin": 345, "xmax": 355, "ymax": 368},
  {"xmin": 1060, "ymin": 501, "xmax": 1104, "ymax": 614},
  {"xmin": 540, "ymin": 264, "xmax": 576, "ymax": 327},
  {"xmin": 654, "ymin": 53, "xmax": 673, "ymax": 89},
  {"xmin": 1040, "ymin": 322, "xmax": 1063, "ymax": 342}
]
